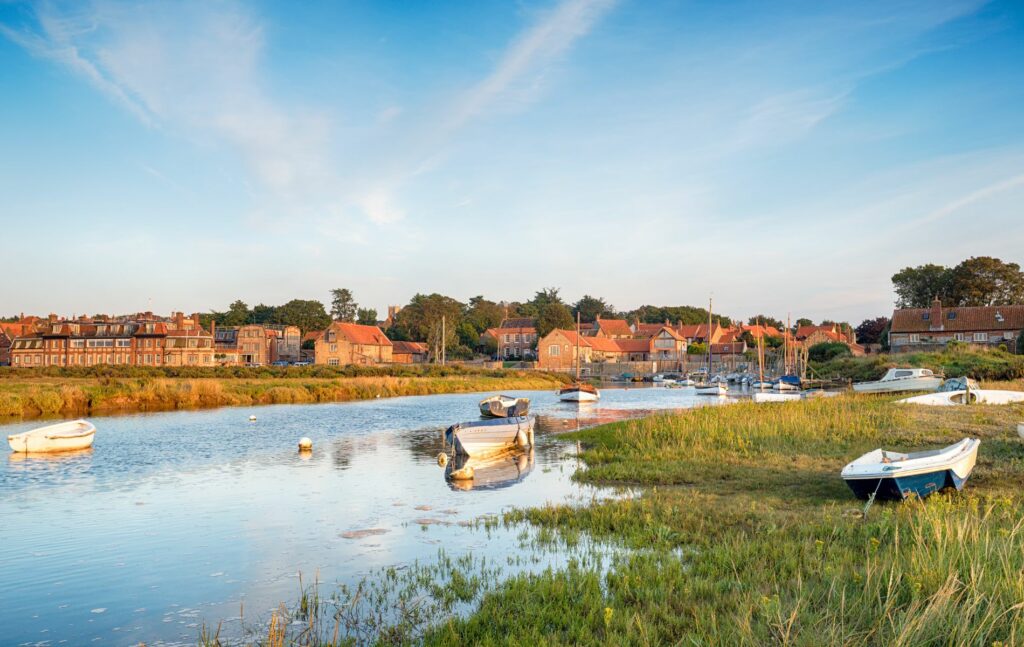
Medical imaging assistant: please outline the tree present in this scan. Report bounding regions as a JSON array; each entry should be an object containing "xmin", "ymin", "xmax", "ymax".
[
  {"xmin": 536, "ymin": 302, "xmax": 574, "ymax": 338},
  {"xmin": 464, "ymin": 296, "xmax": 505, "ymax": 335},
  {"xmin": 891, "ymin": 263, "xmax": 953, "ymax": 308},
  {"xmin": 274, "ymin": 299, "xmax": 331, "ymax": 334},
  {"xmin": 948, "ymin": 256, "xmax": 1024, "ymax": 306},
  {"xmin": 795, "ymin": 318, "xmax": 813, "ymax": 329},
  {"xmin": 391, "ymin": 294, "xmax": 465, "ymax": 362},
  {"xmin": 519, "ymin": 288, "xmax": 565, "ymax": 318},
  {"xmin": 747, "ymin": 315, "xmax": 784, "ymax": 330},
  {"xmin": 251, "ymin": 303, "xmax": 277, "ymax": 324},
  {"xmin": 808, "ymin": 342, "xmax": 852, "ymax": 362},
  {"xmin": 330, "ymin": 288, "xmax": 358, "ymax": 322},
  {"xmin": 356, "ymin": 308, "xmax": 378, "ymax": 326},
  {"xmin": 687, "ymin": 342, "xmax": 707, "ymax": 355},
  {"xmin": 572, "ymin": 295, "xmax": 616, "ymax": 322},
  {"xmin": 855, "ymin": 317, "xmax": 890, "ymax": 345},
  {"xmin": 627, "ymin": 305, "xmax": 731, "ymax": 327}
]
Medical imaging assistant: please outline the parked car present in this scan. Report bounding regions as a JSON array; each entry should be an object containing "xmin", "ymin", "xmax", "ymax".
[
  {"xmin": 271, "ymin": 361, "xmax": 290, "ymax": 366},
  {"xmin": 293, "ymin": 361, "xmax": 312, "ymax": 366}
]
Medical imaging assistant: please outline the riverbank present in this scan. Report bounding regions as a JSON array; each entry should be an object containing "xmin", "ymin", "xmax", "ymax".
[
  {"xmin": 811, "ymin": 346, "xmax": 1024, "ymax": 382},
  {"xmin": 0, "ymin": 367, "xmax": 569, "ymax": 418},
  {"xmin": 247, "ymin": 389, "xmax": 1024, "ymax": 644}
]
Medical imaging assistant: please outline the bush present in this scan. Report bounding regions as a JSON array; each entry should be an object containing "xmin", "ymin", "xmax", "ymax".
[{"xmin": 807, "ymin": 342, "xmax": 852, "ymax": 362}]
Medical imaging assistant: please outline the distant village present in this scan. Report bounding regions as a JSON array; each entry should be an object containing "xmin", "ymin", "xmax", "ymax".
[{"xmin": 1, "ymin": 295, "xmax": 1021, "ymax": 372}]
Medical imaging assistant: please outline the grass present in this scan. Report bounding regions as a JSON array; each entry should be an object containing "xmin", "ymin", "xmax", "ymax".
[
  {"xmin": 0, "ymin": 368, "xmax": 568, "ymax": 418},
  {"xmin": 207, "ymin": 388, "xmax": 1024, "ymax": 645},
  {"xmin": 812, "ymin": 346, "xmax": 1024, "ymax": 382}
]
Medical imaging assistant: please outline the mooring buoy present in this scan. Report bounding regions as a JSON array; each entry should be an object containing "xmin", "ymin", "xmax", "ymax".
[
  {"xmin": 249, "ymin": 415, "xmax": 257, "ymax": 421},
  {"xmin": 437, "ymin": 452, "xmax": 448, "ymax": 466},
  {"xmin": 298, "ymin": 437, "xmax": 313, "ymax": 450}
]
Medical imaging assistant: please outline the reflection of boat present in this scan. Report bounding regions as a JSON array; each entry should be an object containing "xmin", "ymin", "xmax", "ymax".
[
  {"xmin": 8, "ymin": 420, "xmax": 96, "ymax": 453},
  {"xmin": 446, "ymin": 449, "xmax": 535, "ymax": 490},
  {"xmin": 445, "ymin": 416, "xmax": 534, "ymax": 458},
  {"xmin": 841, "ymin": 438, "xmax": 979, "ymax": 501},
  {"xmin": 853, "ymin": 368, "xmax": 942, "ymax": 394},
  {"xmin": 479, "ymin": 394, "xmax": 530, "ymax": 418},
  {"xmin": 897, "ymin": 390, "xmax": 1024, "ymax": 406}
]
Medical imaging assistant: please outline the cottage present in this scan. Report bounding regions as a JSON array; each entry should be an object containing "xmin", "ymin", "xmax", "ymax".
[
  {"xmin": 315, "ymin": 321, "xmax": 393, "ymax": 366},
  {"xmin": 889, "ymin": 298, "xmax": 1024, "ymax": 353},
  {"xmin": 588, "ymin": 316, "xmax": 633, "ymax": 339},
  {"xmin": 536, "ymin": 329, "xmax": 593, "ymax": 370}
]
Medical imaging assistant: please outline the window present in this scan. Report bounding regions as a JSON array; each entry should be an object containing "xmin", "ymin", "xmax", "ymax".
[
  {"xmin": 116, "ymin": 339, "xmax": 131, "ymax": 347},
  {"xmin": 515, "ymin": 334, "xmax": 521, "ymax": 342},
  {"xmin": 974, "ymin": 332, "xmax": 987, "ymax": 342},
  {"xmin": 504, "ymin": 334, "xmax": 510, "ymax": 343},
  {"xmin": 330, "ymin": 343, "xmax": 338, "ymax": 352},
  {"xmin": 909, "ymin": 334, "xmax": 920, "ymax": 343},
  {"xmin": 71, "ymin": 339, "xmax": 84, "ymax": 348},
  {"xmin": 954, "ymin": 333, "xmax": 964, "ymax": 341},
  {"xmin": 1004, "ymin": 332, "xmax": 1014, "ymax": 340},
  {"xmin": 503, "ymin": 347, "xmax": 510, "ymax": 357},
  {"xmin": 922, "ymin": 312, "xmax": 930, "ymax": 320},
  {"xmin": 328, "ymin": 358, "xmax": 339, "ymax": 366},
  {"xmin": 549, "ymin": 345, "xmax": 560, "ymax": 356},
  {"xmin": 948, "ymin": 312, "xmax": 956, "ymax": 320}
]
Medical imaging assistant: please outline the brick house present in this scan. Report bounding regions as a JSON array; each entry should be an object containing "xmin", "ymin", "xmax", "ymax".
[
  {"xmin": 482, "ymin": 317, "xmax": 538, "ymax": 359},
  {"xmin": 889, "ymin": 298, "xmax": 1024, "ymax": 353},
  {"xmin": 536, "ymin": 329, "xmax": 593, "ymax": 370},
  {"xmin": 0, "ymin": 328, "xmax": 12, "ymax": 366},
  {"xmin": 10, "ymin": 314, "xmax": 213, "ymax": 368},
  {"xmin": 588, "ymin": 316, "xmax": 633, "ymax": 339},
  {"xmin": 796, "ymin": 323, "xmax": 865, "ymax": 356},
  {"xmin": 215, "ymin": 324, "xmax": 274, "ymax": 365},
  {"xmin": 391, "ymin": 340, "xmax": 429, "ymax": 364},
  {"xmin": 315, "ymin": 321, "xmax": 393, "ymax": 366},
  {"xmin": 676, "ymin": 322, "xmax": 727, "ymax": 345},
  {"xmin": 266, "ymin": 325, "xmax": 302, "ymax": 363}
]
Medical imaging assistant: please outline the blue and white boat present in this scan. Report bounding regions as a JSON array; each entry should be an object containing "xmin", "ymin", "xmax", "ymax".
[
  {"xmin": 841, "ymin": 438, "xmax": 980, "ymax": 501},
  {"xmin": 773, "ymin": 375, "xmax": 801, "ymax": 391},
  {"xmin": 445, "ymin": 416, "xmax": 535, "ymax": 459}
]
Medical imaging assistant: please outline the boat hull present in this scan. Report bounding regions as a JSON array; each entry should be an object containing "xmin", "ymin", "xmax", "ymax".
[
  {"xmin": 897, "ymin": 389, "xmax": 1024, "ymax": 406},
  {"xmin": 753, "ymin": 392, "xmax": 800, "ymax": 403},
  {"xmin": 445, "ymin": 416, "xmax": 535, "ymax": 458},
  {"xmin": 478, "ymin": 395, "xmax": 530, "ymax": 418},
  {"xmin": 695, "ymin": 384, "xmax": 727, "ymax": 396},
  {"xmin": 558, "ymin": 387, "xmax": 600, "ymax": 402},
  {"xmin": 853, "ymin": 377, "xmax": 942, "ymax": 394},
  {"xmin": 8, "ymin": 420, "xmax": 96, "ymax": 453},
  {"xmin": 843, "ymin": 468, "xmax": 970, "ymax": 501}
]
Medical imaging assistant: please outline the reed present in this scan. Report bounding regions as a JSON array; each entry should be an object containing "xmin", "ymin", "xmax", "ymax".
[{"xmin": 0, "ymin": 371, "xmax": 567, "ymax": 418}]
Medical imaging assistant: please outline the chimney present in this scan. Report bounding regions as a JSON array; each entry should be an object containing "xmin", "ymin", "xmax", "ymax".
[
  {"xmin": 192, "ymin": 313, "xmax": 201, "ymax": 330},
  {"xmin": 930, "ymin": 297, "xmax": 943, "ymax": 331},
  {"xmin": 211, "ymin": 319, "xmax": 216, "ymax": 339},
  {"xmin": 48, "ymin": 313, "xmax": 57, "ymax": 323},
  {"xmin": 175, "ymin": 311, "xmax": 185, "ymax": 330}
]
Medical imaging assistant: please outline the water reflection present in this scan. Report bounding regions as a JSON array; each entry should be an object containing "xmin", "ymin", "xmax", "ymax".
[
  {"xmin": 445, "ymin": 449, "xmax": 535, "ymax": 491},
  {"xmin": 0, "ymin": 385, "xmax": 735, "ymax": 645}
]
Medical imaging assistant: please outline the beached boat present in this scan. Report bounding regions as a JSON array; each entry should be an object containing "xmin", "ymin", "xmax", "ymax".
[
  {"xmin": 478, "ymin": 394, "xmax": 530, "ymax": 418},
  {"xmin": 753, "ymin": 392, "xmax": 800, "ymax": 403},
  {"xmin": 445, "ymin": 449, "xmax": 534, "ymax": 491},
  {"xmin": 559, "ymin": 312, "xmax": 600, "ymax": 403},
  {"xmin": 841, "ymin": 438, "xmax": 979, "ymax": 501},
  {"xmin": 8, "ymin": 420, "xmax": 96, "ymax": 453},
  {"xmin": 445, "ymin": 416, "xmax": 535, "ymax": 459},
  {"xmin": 897, "ymin": 389, "xmax": 1024, "ymax": 406},
  {"xmin": 852, "ymin": 368, "xmax": 942, "ymax": 394},
  {"xmin": 939, "ymin": 376, "xmax": 980, "ymax": 392}
]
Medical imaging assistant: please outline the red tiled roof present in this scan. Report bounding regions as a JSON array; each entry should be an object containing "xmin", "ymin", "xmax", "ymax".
[
  {"xmin": 302, "ymin": 331, "xmax": 323, "ymax": 343},
  {"xmin": 331, "ymin": 322, "xmax": 392, "ymax": 346},
  {"xmin": 614, "ymin": 339, "xmax": 652, "ymax": 352},
  {"xmin": 585, "ymin": 336, "xmax": 621, "ymax": 352},
  {"xmin": 593, "ymin": 318, "xmax": 632, "ymax": 337},
  {"xmin": 392, "ymin": 340, "xmax": 428, "ymax": 354},
  {"xmin": 891, "ymin": 303, "xmax": 1024, "ymax": 333},
  {"xmin": 497, "ymin": 317, "xmax": 536, "ymax": 330},
  {"xmin": 742, "ymin": 324, "xmax": 782, "ymax": 338}
]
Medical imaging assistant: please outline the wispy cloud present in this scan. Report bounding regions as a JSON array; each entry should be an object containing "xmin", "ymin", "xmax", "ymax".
[{"xmin": 2, "ymin": 1, "xmax": 329, "ymax": 198}]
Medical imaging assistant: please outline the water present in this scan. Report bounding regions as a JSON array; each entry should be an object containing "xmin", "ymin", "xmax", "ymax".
[{"xmin": 0, "ymin": 386, "xmax": 735, "ymax": 645}]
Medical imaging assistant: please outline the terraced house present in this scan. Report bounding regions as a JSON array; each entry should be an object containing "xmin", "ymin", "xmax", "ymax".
[
  {"xmin": 482, "ymin": 317, "xmax": 537, "ymax": 359},
  {"xmin": 889, "ymin": 298, "xmax": 1024, "ymax": 353},
  {"xmin": 9, "ymin": 312, "xmax": 214, "ymax": 367}
]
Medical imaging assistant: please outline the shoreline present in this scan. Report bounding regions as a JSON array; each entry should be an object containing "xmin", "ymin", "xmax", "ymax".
[{"xmin": 0, "ymin": 370, "xmax": 568, "ymax": 420}]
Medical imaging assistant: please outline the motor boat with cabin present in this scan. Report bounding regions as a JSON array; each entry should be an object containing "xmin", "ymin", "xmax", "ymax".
[{"xmin": 853, "ymin": 368, "xmax": 942, "ymax": 394}]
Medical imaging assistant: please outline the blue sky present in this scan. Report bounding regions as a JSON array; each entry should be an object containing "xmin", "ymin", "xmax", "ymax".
[{"xmin": 1, "ymin": 0, "xmax": 1023, "ymax": 323}]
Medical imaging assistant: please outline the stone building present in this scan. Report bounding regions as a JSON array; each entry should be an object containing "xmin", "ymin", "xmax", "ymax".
[{"xmin": 889, "ymin": 298, "xmax": 1024, "ymax": 353}]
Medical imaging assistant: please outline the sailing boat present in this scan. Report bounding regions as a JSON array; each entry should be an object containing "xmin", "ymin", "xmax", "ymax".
[
  {"xmin": 696, "ymin": 298, "xmax": 727, "ymax": 396},
  {"xmin": 751, "ymin": 319, "xmax": 771, "ymax": 390},
  {"xmin": 558, "ymin": 313, "xmax": 600, "ymax": 402},
  {"xmin": 774, "ymin": 314, "xmax": 801, "ymax": 391}
]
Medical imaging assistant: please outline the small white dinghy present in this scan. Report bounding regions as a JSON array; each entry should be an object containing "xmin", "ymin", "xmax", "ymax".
[
  {"xmin": 841, "ymin": 438, "xmax": 979, "ymax": 501},
  {"xmin": 445, "ymin": 416, "xmax": 535, "ymax": 459},
  {"xmin": 8, "ymin": 420, "xmax": 96, "ymax": 453},
  {"xmin": 753, "ymin": 392, "xmax": 801, "ymax": 403},
  {"xmin": 695, "ymin": 382, "xmax": 727, "ymax": 396},
  {"xmin": 897, "ymin": 390, "xmax": 1024, "ymax": 406}
]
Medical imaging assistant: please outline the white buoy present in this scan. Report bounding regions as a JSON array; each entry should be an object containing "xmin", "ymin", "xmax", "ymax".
[
  {"xmin": 249, "ymin": 415, "xmax": 257, "ymax": 422},
  {"xmin": 449, "ymin": 465, "xmax": 474, "ymax": 481},
  {"xmin": 298, "ymin": 437, "xmax": 313, "ymax": 450}
]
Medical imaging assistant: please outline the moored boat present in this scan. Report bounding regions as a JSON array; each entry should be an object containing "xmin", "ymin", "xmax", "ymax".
[
  {"xmin": 678, "ymin": 378, "xmax": 696, "ymax": 387},
  {"xmin": 841, "ymin": 438, "xmax": 979, "ymax": 501},
  {"xmin": 445, "ymin": 416, "xmax": 535, "ymax": 459},
  {"xmin": 897, "ymin": 389, "xmax": 1024, "ymax": 406},
  {"xmin": 558, "ymin": 383, "xmax": 600, "ymax": 402},
  {"xmin": 696, "ymin": 382, "xmax": 727, "ymax": 396},
  {"xmin": 8, "ymin": 420, "xmax": 96, "ymax": 453},
  {"xmin": 773, "ymin": 375, "xmax": 801, "ymax": 391},
  {"xmin": 753, "ymin": 392, "xmax": 800, "ymax": 403},
  {"xmin": 852, "ymin": 368, "xmax": 942, "ymax": 394},
  {"xmin": 478, "ymin": 394, "xmax": 530, "ymax": 418}
]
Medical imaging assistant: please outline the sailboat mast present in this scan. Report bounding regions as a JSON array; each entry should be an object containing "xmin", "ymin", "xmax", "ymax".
[
  {"xmin": 575, "ymin": 311, "xmax": 581, "ymax": 382},
  {"xmin": 757, "ymin": 318, "xmax": 764, "ymax": 382},
  {"xmin": 707, "ymin": 298, "xmax": 713, "ymax": 377}
]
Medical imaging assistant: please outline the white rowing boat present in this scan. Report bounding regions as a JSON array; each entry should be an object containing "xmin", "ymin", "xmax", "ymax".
[
  {"xmin": 696, "ymin": 382, "xmax": 727, "ymax": 396},
  {"xmin": 897, "ymin": 389, "xmax": 1024, "ymax": 406},
  {"xmin": 752, "ymin": 392, "xmax": 800, "ymax": 403},
  {"xmin": 445, "ymin": 416, "xmax": 535, "ymax": 459},
  {"xmin": 841, "ymin": 438, "xmax": 979, "ymax": 501},
  {"xmin": 478, "ymin": 394, "xmax": 530, "ymax": 418},
  {"xmin": 8, "ymin": 420, "xmax": 96, "ymax": 453}
]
